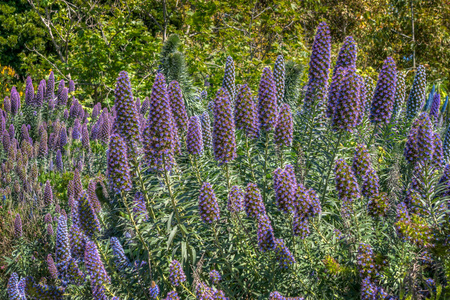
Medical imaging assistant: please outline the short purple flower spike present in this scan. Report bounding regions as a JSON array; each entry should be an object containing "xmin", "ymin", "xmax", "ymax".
[
  {"xmin": 274, "ymin": 167, "xmax": 296, "ymax": 213},
  {"xmin": 244, "ymin": 183, "xmax": 266, "ymax": 218},
  {"xmin": 258, "ymin": 67, "xmax": 278, "ymax": 132},
  {"xmin": 257, "ymin": 213, "xmax": 275, "ymax": 252},
  {"xmin": 352, "ymin": 144, "xmax": 372, "ymax": 180},
  {"xmin": 406, "ymin": 65, "xmax": 427, "ymax": 120},
  {"xmin": 274, "ymin": 103, "xmax": 293, "ymax": 148},
  {"xmin": 169, "ymin": 260, "xmax": 186, "ymax": 286},
  {"xmin": 333, "ymin": 36, "xmax": 357, "ymax": 75},
  {"xmin": 107, "ymin": 133, "xmax": 132, "ymax": 194},
  {"xmin": 200, "ymin": 112, "xmax": 212, "ymax": 149},
  {"xmin": 235, "ymin": 84, "xmax": 258, "ymax": 139},
  {"xmin": 186, "ymin": 116, "xmax": 203, "ymax": 156},
  {"xmin": 228, "ymin": 185, "xmax": 244, "ymax": 213},
  {"xmin": 78, "ymin": 192, "xmax": 101, "ymax": 237},
  {"xmin": 335, "ymin": 158, "xmax": 360, "ymax": 200},
  {"xmin": 212, "ymin": 88, "xmax": 236, "ymax": 165},
  {"xmin": 168, "ymin": 81, "xmax": 188, "ymax": 133},
  {"xmin": 14, "ymin": 213, "xmax": 22, "ymax": 239},
  {"xmin": 55, "ymin": 215, "xmax": 71, "ymax": 272},
  {"xmin": 198, "ymin": 182, "xmax": 220, "ymax": 224},
  {"xmin": 85, "ymin": 240, "xmax": 111, "ymax": 286},
  {"xmin": 369, "ymin": 57, "xmax": 397, "ymax": 124},
  {"xmin": 25, "ymin": 76, "xmax": 34, "ymax": 106},
  {"xmin": 274, "ymin": 238, "xmax": 296, "ymax": 268},
  {"xmin": 429, "ymin": 92, "xmax": 441, "ymax": 123}
]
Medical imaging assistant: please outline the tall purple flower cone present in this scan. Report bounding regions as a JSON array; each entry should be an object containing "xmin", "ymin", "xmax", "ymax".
[
  {"xmin": 257, "ymin": 213, "xmax": 275, "ymax": 252},
  {"xmin": 25, "ymin": 76, "xmax": 34, "ymax": 106},
  {"xmin": 417, "ymin": 113, "xmax": 434, "ymax": 163},
  {"xmin": 69, "ymin": 80, "xmax": 75, "ymax": 94},
  {"xmin": 44, "ymin": 180, "xmax": 53, "ymax": 205},
  {"xmin": 303, "ymin": 22, "xmax": 332, "ymax": 111},
  {"xmin": 228, "ymin": 185, "xmax": 244, "ymax": 213},
  {"xmin": 369, "ymin": 57, "xmax": 397, "ymax": 123},
  {"xmin": 85, "ymin": 241, "xmax": 110, "ymax": 286},
  {"xmin": 144, "ymin": 73, "xmax": 175, "ymax": 172},
  {"xmin": 357, "ymin": 75, "xmax": 368, "ymax": 123},
  {"xmin": 333, "ymin": 36, "xmax": 357, "ymax": 75},
  {"xmin": 200, "ymin": 112, "xmax": 212, "ymax": 149},
  {"xmin": 258, "ymin": 67, "xmax": 278, "ymax": 132},
  {"xmin": 107, "ymin": 133, "xmax": 132, "ymax": 194},
  {"xmin": 222, "ymin": 56, "xmax": 236, "ymax": 102},
  {"xmin": 335, "ymin": 158, "xmax": 360, "ymax": 200},
  {"xmin": 169, "ymin": 260, "xmax": 186, "ymax": 286},
  {"xmin": 56, "ymin": 79, "xmax": 65, "ymax": 101},
  {"xmin": 113, "ymin": 71, "xmax": 141, "ymax": 158},
  {"xmin": 58, "ymin": 87, "xmax": 68, "ymax": 107},
  {"xmin": 35, "ymin": 79, "xmax": 46, "ymax": 107},
  {"xmin": 393, "ymin": 71, "xmax": 406, "ymax": 117},
  {"xmin": 331, "ymin": 67, "xmax": 360, "ymax": 132},
  {"xmin": 404, "ymin": 117, "xmax": 422, "ymax": 164},
  {"xmin": 235, "ymin": 84, "xmax": 258, "ymax": 139},
  {"xmin": 7, "ymin": 273, "xmax": 21, "ymax": 300},
  {"xmin": 38, "ymin": 130, "xmax": 48, "ymax": 158},
  {"xmin": 186, "ymin": 116, "xmax": 203, "ymax": 156},
  {"xmin": 326, "ymin": 67, "xmax": 347, "ymax": 119},
  {"xmin": 168, "ymin": 81, "xmax": 188, "ymax": 133},
  {"xmin": 111, "ymin": 237, "xmax": 129, "ymax": 271},
  {"xmin": 10, "ymin": 87, "xmax": 20, "ymax": 116},
  {"xmin": 429, "ymin": 92, "xmax": 441, "ymax": 123},
  {"xmin": 78, "ymin": 192, "xmax": 101, "ymax": 237},
  {"xmin": 45, "ymin": 71, "xmax": 55, "ymax": 103},
  {"xmin": 274, "ymin": 167, "xmax": 296, "ymax": 213},
  {"xmin": 432, "ymin": 132, "xmax": 444, "ymax": 168},
  {"xmin": 3, "ymin": 96, "xmax": 11, "ymax": 114},
  {"xmin": 273, "ymin": 55, "xmax": 285, "ymax": 103},
  {"xmin": 406, "ymin": 65, "xmax": 427, "ymax": 120},
  {"xmin": 198, "ymin": 182, "xmax": 220, "ymax": 224},
  {"xmin": 212, "ymin": 88, "xmax": 236, "ymax": 165},
  {"xmin": 14, "ymin": 213, "xmax": 22, "ymax": 239},
  {"xmin": 82, "ymin": 123, "xmax": 90, "ymax": 151},
  {"xmin": 244, "ymin": 183, "xmax": 266, "ymax": 218},
  {"xmin": 352, "ymin": 144, "xmax": 372, "ymax": 180},
  {"xmin": 274, "ymin": 238, "xmax": 296, "ymax": 268},
  {"xmin": 55, "ymin": 215, "xmax": 71, "ymax": 271},
  {"xmin": 47, "ymin": 254, "xmax": 58, "ymax": 280},
  {"xmin": 274, "ymin": 103, "xmax": 293, "ymax": 148}
]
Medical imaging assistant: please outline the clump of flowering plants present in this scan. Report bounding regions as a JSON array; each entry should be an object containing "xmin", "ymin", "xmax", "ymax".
[{"xmin": 1, "ymin": 22, "xmax": 449, "ymax": 300}]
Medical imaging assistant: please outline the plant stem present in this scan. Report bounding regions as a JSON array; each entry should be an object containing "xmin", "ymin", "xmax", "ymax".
[
  {"xmin": 225, "ymin": 163, "xmax": 231, "ymax": 192},
  {"xmin": 191, "ymin": 155, "xmax": 202, "ymax": 184},
  {"xmin": 162, "ymin": 155, "xmax": 183, "ymax": 231},
  {"xmin": 262, "ymin": 131, "xmax": 270, "ymax": 203},
  {"xmin": 245, "ymin": 135, "xmax": 256, "ymax": 181},
  {"xmin": 320, "ymin": 131, "xmax": 343, "ymax": 201},
  {"xmin": 368, "ymin": 124, "xmax": 378, "ymax": 147}
]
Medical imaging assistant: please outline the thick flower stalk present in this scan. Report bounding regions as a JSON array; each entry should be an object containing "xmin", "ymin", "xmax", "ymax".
[
  {"xmin": 274, "ymin": 103, "xmax": 293, "ymax": 148},
  {"xmin": 369, "ymin": 56, "xmax": 397, "ymax": 123},
  {"xmin": 273, "ymin": 167, "xmax": 296, "ymax": 213},
  {"xmin": 107, "ymin": 133, "xmax": 132, "ymax": 194},
  {"xmin": 168, "ymin": 81, "xmax": 188, "ymax": 133},
  {"xmin": 186, "ymin": 116, "xmax": 203, "ymax": 156},
  {"xmin": 14, "ymin": 213, "xmax": 22, "ymax": 239},
  {"xmin": 333, "ymin": 36, "xmax": 357, "ymax": 75},
  {"xmin": 303, "ymin": 22, "xmax": 331, "ymax": 111},
  {"xmin": 87, "ymin": 180, "xmax": 101, "ymax": 213},
  {"xmin": 228, "ymin": 185, "xmax": 244, "ymax": 213},
  {"xmin": 85, "ymin": 240, "xmax": 111, "ymax": 286},
  {"xmin": 212, "ymin": 88, "xmax": 236, "ymax": 164},
  {"xmin": 198, "ymin": 182, "xmax": 220, "ymax": 224},
  {"xmin": 326, "ymin": 67, "xmax": 347, "ymax": 119},
  {"xmin": 244, "ymin": 183, "xmax": 266, "ymax": 218},
  {"xmin": 144, "ymin": 73, "xmax": 175, "ymax": 172},
  {"xmin": 273, "ymin": 55, "xmax": 285, "ymax": 103},
  {"xmin": 235, "ymin": 84, "xmax": 258, "ymax": 138},
  {"xmin": 352, "ymin": 144, "xmax": 372, "ymax": 180},
  {"xmin": 429, "ymin": 92, "xmax": 441, "ymax": 123},
  {"xmin": 331, "ymin": 67, "xmax": 360, "ymax": 132},
  {"xmin": 55, "ymin": 215, "xmax": 71, "ymax": 272},
  {"xmin": 222, "ymin": 56, "xmax": 236, "ymax": 102},
  {"xmin": 417, "ymin": 113, "xmax": 434, "ymax": 163},
  {"xmin": 133, "ymin": 192, "xmax": 148, "ymax": 221},
  {"xmin": 111, "ymin": 237, "xmax": 129, "ymax": 271},
  {"xmin": 78, "ymin": 192, "xmax": 101, "ymax": 237},
  {"xmin": 393, "ymin": 71, "xmax": 406, "ymax": 117},
  {"xmin": 274, "ymin": 238, "xmax": 296, "ymax": 268},
  {"xmin": 257, "ymin": 213, "xmax": 275, "ymax": 252},
  {"xmin": 406, "ymin": 65, "xmax": 427, "ymax": 120},
  {"xmin": 113, "ymin": 71, "xmax": 141, "ymax": 157},
  {"xmin": 258, "ymin": 67, "xmax": 278, "ymax": 131},
  {"xmin": 169, "ymin": 260, "xmax": 186, "ymax": 286}
]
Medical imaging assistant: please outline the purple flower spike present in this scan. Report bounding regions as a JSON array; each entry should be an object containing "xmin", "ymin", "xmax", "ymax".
[
  {"xmin": 429, "ymin": 92, "xmax": 441, "ymax": 123},
  {"xmin": 55, "ymin": 215, "xmax": 71, "ymax": 271},
  {"xmin": 3, "ymin": 96, "xmax": 11, "ymax": 114},
  {"xmin": 46, "ymin": 71, "xmax": 55, "ymax": 103},
  {"xmin": 212, "ymin": 88, "xmax": 236, "ymax": 165},
  {"xmin": 257, "ymin": 213, "xmax": 275, "ymax": 252},
  {"xmin": 357, "ymin": 243, "xmax": 377, "ymax": 279},
  {"xmin": 82, "ymin": 123, "xmax": 90, "ymax": 151},
  {"xmin": 10, "ymin": 87, "xmax": 21, "ymax": 116},
  {"xmin": 274, "ymin": 167, "xmax": 296, "ymax": 213},
  {"xmin": 367, "ymin": 192, "xmax": 389, "ymax": 217},
  {"xmin": 47, "ymin": 254, "xmax": 58, "ymax": 279},
  {"xmin": 7, "ymin": 273, "xmax": 21, "ymax": 299},
  {"xmin": 56, "ymin": 79, "xmax": 65, "ymax": 101},
  {"xmin": 168, "ymin": 81, "xmax": 188, "ymax": 133},
  {"xmin": 14, "ymin": 213, "xmax": 22, "ymax": 238},
  {"xmin": 333, "ymin": 36, "xmax": 358, "ymax": 75},
  {"xmin": 69, "ymin": 80, "xmax": 75, "ymax": 94},
  {"xmin": 78, "ymin": 192, "xmax": 101, "ymax": 237},
  {"xmin": 417, "ymin": 113, "xmax": 434, "ymax": 163},
  {"xmin": 222, "ymin": 56, "xmax": 236, "ymax": 102},
  {"xmin": 35, "ymin": 79, "xmax": 46, "ymax": 107},
  {"xmin": 113, "ymin": 71, "xmax": 141, "ymax": 158},
  {"xmin": 393, "ymin": 72, "xmax": 407, "ymax": 117},
  {"xmin": 72, "ymin": 119, "xmax": 81, "ymax": 140},
  {"xmin": 198, "ymin": 182, "xmax": 220, "ymax": 224},
  {"xmin": 432, "ymin": 132, "xmax": 443, "ymax": 168},
  {"xmin": 404, "ymin": 118, "xmax": 422, "ymax": 164},
  {"xmin": 107, "ymin": 133, "xmax": 132, "ymax": 194},
  {"xmin": 25, "ymin": 76, "xmax": 34, "ymax": 106},
  {"xmin": 111, "ymin": 237, "xmax": 129, "ymax": 271},
  {"xmin": 58, "ymin": 87, "xmax": 68, "ymax": 107},
  {"xmin": 303, "ymin": 22, "xmax": 332, "ymax": 111},
  {"xmin": 44, "ymin": 180, "xmax": 53, "ymax": 205},
  {"xmin": 362, "ymin": 168, "xmax": 380, "ymax": 198},
  {"xmin": 274, "ymin": 55, "xmax": 285, "ymax": 103},
  {"xmin": 244, "ymin": 183, "xmax": 266, "ymax": 218},
  {"xmin": 186, "ymin": 116, "xmax": 203, "ymax": 156},
  {"xmin": 164, "ymin": 291, "xmax": 180, "ymax": 300},
  {"xmin": 133, "ymin": 192, "xmax": 148, "ymax": 221},
  {"xmin": 85, "ymin": 241, "xmax": 110, "ymax": 286},
  {"xmin": 141, "ymin": 97, "xmax": 150, "ymax": 115},
  {"xmin": 352, "ymin": 144, "xmax": 372, "ymax": 180},
  {"xmin": 200, "ymin": 112, "xmax": 212, "ymax": 149},
  {"xmin": 406, "ymin": 65, "xmax": 427, "ymax": 120},
  {"xmin": 274, "ymin": 103, "xmax": 293, "ymax": 148},
  {"xmin": 47, "ymin": 223, "xmax": 54, "ymax": 236},
  {"xmin": 209, "ymin": 270, "xmax": 221, "ymax": 285},
  {"xmin": 228, "ymin": 185, "xmax": 244, "ymax": 213},
  {"xmin": 38, "ymin": 130, "xmax": 48, "ymax": 158},
  {"xmin": 144, "ymin": 73, "xmax": 175, "ymax": 172},
  {"xmin": 88, "ymin": 180, "xmax": 101, "ymax": 213},
  {"xmin": 335, "ymin": 158, "xmax": 360, "ymax": 200},
  {"xmin": 149, "ymin": 281, "xmax": 160, "ymax": 299},
  {"xmin": 258, "ymin": 67, "xmax": 278, "ymax": 132},
  {"xmin": 326, "ymin": 67, "xmax": 347, "ymax": 119},
  {"xmin": 70, "ymin": 221, "xmax": 86, "ymax": 260},
  {"xmin": 235, "ymin": 84, "xmax": 258, "ymax": 139},
  {"xmin": 169, "ymin": 260, "xmax": 186, "ymax": 286},
  {"xmin": 369, "ymin": 57, "xmax": 397, "ymax": 124},
  {"xmin": 274, "ymin": 238, "xmax": 295, "ymax": 268},
  {"xmin": 331, "ymin": 67, "xmax": 360, "ymax": 132}
]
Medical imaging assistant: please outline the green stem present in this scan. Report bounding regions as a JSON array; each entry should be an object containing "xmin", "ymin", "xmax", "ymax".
[
  {"xmin": 262, "ymin": 132, "xmax": 270, "ymax": 203},
  {"xmin": 245, "ymin": 135, "xmax": 256, "ymax": 181},
  {"xmin": 225, "ymin": 163, "xmax": 231, "ymax": 192},
  {"xmin": 320, "ymin": 131, "xmax": 343, "ymax": 201},
  {"xmin": 368, "ymin": 124, "xmax": 378, "ymax": 147},
  {"xmin": 180, "ymin": 282, "xmax": 197, "ymax": 298},
  {"xmin": 191, "ymin": 155, "xmax": 202, "ymax": 184}
]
